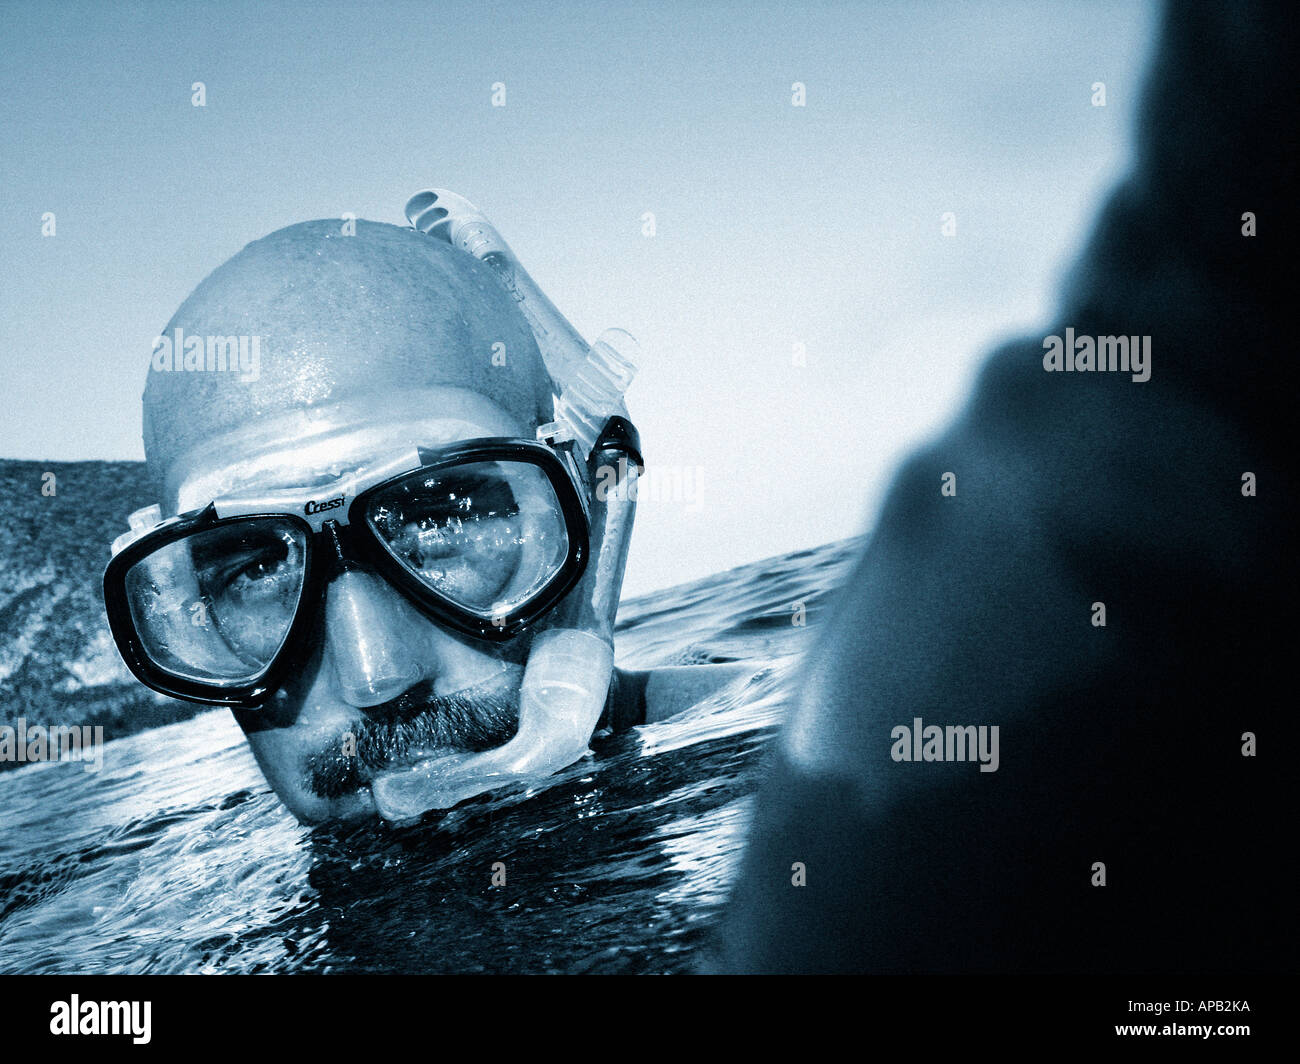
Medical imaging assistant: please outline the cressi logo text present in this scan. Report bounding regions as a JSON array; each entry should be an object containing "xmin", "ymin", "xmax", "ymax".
[{"xmin": 304, "ymin": 496, "xmax": 345, "ymax": 516}]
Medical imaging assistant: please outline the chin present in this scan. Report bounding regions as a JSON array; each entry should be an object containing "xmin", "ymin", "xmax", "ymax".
[{"xmin": 283, "ymin": 785, "xmax": 377, "ymax": 825}]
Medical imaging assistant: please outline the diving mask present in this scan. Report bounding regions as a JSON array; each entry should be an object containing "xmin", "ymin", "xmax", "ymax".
[{"xmin": 103, "ymin": 435, "xmax": 607, "ymax": 707}]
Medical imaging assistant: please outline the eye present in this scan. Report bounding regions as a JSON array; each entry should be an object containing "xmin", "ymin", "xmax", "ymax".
[
  {"xmin": 232, "ymin": 553, "xmax": 285, "ymax": 586},
  {"xmin": 217, "ymin": 541, "xmax": 297, "ymax": 596}
]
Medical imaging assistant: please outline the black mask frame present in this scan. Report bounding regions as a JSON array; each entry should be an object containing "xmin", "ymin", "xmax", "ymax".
[{"xmin": 103, "ymin": 437, "xmax": 593, "ymax": 708}]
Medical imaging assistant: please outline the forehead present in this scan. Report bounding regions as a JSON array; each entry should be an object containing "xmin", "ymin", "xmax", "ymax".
[{"xmin": 167, "ymin": 386, "xmax": 531, "ymax": 514}]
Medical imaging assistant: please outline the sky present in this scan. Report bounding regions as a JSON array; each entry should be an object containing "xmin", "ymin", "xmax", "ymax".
[{"xmin": 0, "ymin": 0, "xmax": 1157, "ymax": 596}]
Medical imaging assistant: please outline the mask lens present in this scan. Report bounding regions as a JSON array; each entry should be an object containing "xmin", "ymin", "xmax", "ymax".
[
  {"xmin": 123, "ymin": 518, "xmax": 308, "ymax": 686},
  {"xmin": 364, "ymin": 460, "xmax": 570, "ymax": 618}
]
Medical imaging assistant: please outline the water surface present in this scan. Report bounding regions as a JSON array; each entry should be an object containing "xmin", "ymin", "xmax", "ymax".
[{"xmin": 0, "ymin": 540, "xmax": 857, "ymax": 974}]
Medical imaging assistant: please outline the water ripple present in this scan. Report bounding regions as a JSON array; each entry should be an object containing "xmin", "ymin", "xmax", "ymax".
[{"xmin": 0, "ymin": 540, "xmax": 859, "ymax": 973}]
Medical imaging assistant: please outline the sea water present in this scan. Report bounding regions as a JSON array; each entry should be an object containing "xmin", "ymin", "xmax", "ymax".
[{"xmin": 0, "ymin": 540, "xmax": 858, "ymax": 974}]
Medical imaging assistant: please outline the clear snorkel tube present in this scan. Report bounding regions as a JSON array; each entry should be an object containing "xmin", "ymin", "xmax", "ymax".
[{"xmin": 368, "ymin": 190, "xmax": 642, "ymax": 821}]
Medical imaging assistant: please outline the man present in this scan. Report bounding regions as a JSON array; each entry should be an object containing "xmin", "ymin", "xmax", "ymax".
[{"xmin": 107, "ymin": 217, "xmax": 749, "ymax": 823}]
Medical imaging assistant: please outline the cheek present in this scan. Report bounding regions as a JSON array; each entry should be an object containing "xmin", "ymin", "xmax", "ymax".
[{"xmin": 235, "ymin": 657, "xmax": 368, "ymax": 820}]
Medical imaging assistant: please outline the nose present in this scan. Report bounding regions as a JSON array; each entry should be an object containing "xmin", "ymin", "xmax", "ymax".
[{"xmin": 324, "ymin": 568, "xmax": 426, "ymax": 707}]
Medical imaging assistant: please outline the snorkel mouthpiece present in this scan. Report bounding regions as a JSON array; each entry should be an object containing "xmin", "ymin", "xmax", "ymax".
[
  {"xmin": 371, "ymin": 191, "xmax": 643, "ymax": 822},
  {"xmin": 369, "ymin": 630, "xmax": 615, "ymax": 819}
]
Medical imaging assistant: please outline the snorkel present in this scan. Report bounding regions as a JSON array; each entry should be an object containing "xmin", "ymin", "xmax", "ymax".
[{"xmin": 367, "ymin": 190, "xmax": 642, "ymax": 821}]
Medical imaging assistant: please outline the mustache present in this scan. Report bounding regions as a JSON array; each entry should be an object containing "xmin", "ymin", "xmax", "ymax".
[{"xmin": 305, "ymin": 673, "xmax": 520, "ymax": 799}]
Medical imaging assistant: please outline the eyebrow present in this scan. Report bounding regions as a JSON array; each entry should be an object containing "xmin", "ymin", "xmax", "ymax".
[{"xmin": 188, "ymin": 521, "xmax": 297, "ymax": 576}]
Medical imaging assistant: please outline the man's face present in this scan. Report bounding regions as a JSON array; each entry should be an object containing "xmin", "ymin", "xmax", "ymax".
[{"xmin": 167, "ymin": 385, "xmax": 542, "ymax": 821}]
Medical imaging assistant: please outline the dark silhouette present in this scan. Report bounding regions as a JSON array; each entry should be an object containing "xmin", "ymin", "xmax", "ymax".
[{"xmin": 716, "ymin": 0, "xmax": 1295, "ymax": 972}]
